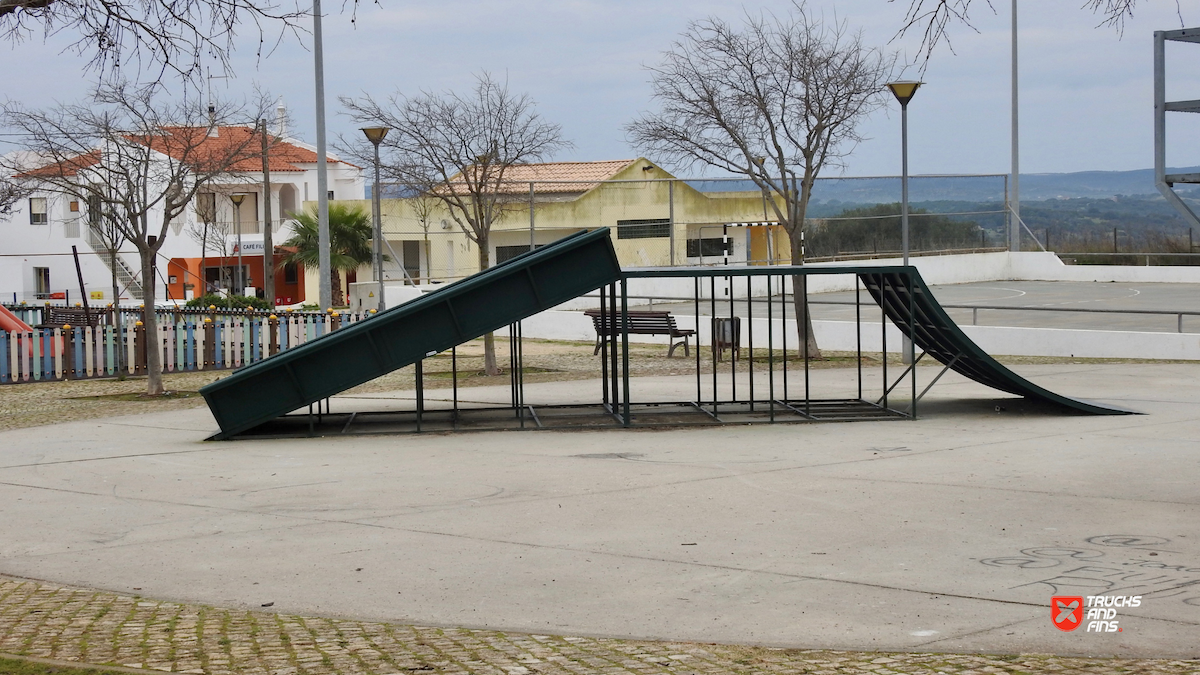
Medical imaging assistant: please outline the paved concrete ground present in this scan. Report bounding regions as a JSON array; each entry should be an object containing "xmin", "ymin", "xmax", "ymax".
[
  {"xmin": 2, "ymin": 362, "xmax": 1198, "ymax": 664},
  {"xmin": 652, "ymin": 280, "xmax": 1200, "ymax": 333}
]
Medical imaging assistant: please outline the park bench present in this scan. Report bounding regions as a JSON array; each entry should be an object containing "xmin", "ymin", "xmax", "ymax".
[
  {"xmin": 584, "ymin": 309, "xmax": 695, "ymax": 358},
  {"xmin": 37, "ymin": 306, "xmax": 104, "ymax": 329}
]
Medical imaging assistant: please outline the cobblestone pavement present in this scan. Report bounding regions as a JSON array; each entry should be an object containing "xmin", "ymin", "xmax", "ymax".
[{"xmin": 2, "ymin": 577, "xmax": 1197, "ymax": 675}]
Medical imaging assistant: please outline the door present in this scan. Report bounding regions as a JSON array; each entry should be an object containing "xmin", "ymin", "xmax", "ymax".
[{"xmin": 402, "ymin": 240, "xmax": 421, "ymax": 283}]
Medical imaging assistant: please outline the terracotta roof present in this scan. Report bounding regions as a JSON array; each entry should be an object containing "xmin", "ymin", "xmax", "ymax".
[
  {"xmin": 447, "ymin": 159, "xmax": 637, "ymax": 195},
  {"xmin": 146, "ymin": 126, "xmax": 350, "ymax": 173},
  {"xmin": 17, "ymin": 126, "xmax": 352, "ymax": 180},
  {"xmin": 15, "ymin": 150, "xmax": 101, "ymax": 178}
]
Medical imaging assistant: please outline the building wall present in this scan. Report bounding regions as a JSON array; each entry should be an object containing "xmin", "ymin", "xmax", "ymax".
[
  {"xmin": 350, "ymin": 161, "xmax": 790, "ymax": 284},
  {"xmin": 1, "ymin": 148, "xmax": 364, "ymax": 305}
]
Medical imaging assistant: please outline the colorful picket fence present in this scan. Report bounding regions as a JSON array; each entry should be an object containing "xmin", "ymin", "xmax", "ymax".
[{"xmin": 0, "ymin": 311, "xmax": 376, "ymax": 384}]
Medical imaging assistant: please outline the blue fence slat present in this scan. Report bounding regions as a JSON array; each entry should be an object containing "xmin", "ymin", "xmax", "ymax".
[
  {"xmin": 73, "ymin": 327, "xmax": 84, "ymax": 377},
  {"xmin": 0, "ymin": 332, "xmax": 7, "ymax": 383},
  {"xmin": 250, "ymin": 320, "xmax": 260, "ymax": 363}
]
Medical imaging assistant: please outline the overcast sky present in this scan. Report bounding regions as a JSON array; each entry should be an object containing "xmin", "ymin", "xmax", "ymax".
[{"xmin": 4, "ymin": 0, "xmax": 1199, "ymax": 177}]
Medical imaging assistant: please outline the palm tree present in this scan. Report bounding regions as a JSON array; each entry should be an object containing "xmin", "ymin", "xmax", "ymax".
[{"xmin": 280, "ymin": 203, "xmax": 377, "ymax": 307}]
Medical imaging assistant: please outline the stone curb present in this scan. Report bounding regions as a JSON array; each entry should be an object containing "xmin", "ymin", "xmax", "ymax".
[{"xmin": 3, "ymin": 576, "xmax": 1198, "ymax": 674}]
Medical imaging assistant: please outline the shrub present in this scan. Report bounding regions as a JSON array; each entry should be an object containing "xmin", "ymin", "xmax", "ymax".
[{"xmin": 185, "ymin": 294, "xmax": 273, "ymax": 310}]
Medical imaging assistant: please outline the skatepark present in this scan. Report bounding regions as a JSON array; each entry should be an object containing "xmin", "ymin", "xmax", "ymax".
[{"xmin": 1, "ymin": 230, "xmax": 1197, "ymax": 669}]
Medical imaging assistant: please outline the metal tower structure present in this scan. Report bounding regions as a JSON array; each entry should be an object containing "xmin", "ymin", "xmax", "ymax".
[{"xmin": 1154, "ymin": 28, "xmax": 1200, "ymax": 229}]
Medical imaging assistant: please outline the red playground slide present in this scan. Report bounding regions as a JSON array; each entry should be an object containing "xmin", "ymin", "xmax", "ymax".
[{"xmin": 0, "ymin": 305, "xmax": 34, "ymax": 333}]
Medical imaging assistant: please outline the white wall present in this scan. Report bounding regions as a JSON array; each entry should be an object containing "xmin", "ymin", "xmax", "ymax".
[{"xmin": 518, "ymin": 310, "xmax": 1200, "ymax": 361}]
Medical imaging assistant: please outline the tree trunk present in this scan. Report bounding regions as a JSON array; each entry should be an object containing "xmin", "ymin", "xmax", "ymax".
[
  {"xmin": 111, "ymin": 247, "xmax": 125, "ymax": 381},
  {"xmin": 477, "ymin": 235, "xmax": 501, "ymax": 376},
  {"xmin": 140, "ymin": 246, "xmax": 164, "ymax": 395},
  {"xmin": 789, "ymin": 235, "xmax": 821, "ymax": 360},
  {"xmin": 331, "ymin": 268, "xmax": 343, "ymax": 307}
]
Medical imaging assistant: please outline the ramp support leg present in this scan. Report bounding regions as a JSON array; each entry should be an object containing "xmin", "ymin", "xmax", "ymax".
[
  {"xmin": 908, "ymin": 353, "xmax": 963, "ymax": 412},
  {"xmin": 877, "ymin": 351, "xmax": 926, "ymax": 406}
]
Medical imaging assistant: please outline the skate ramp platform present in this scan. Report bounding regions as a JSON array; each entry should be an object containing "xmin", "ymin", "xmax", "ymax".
[
  {"xmin": 859, "ymin": 268, "xmax": 1138, "ymax": 415},
  {"xmin": 200, "ymin": 228, "xmax": 622, "ymax": 439}
]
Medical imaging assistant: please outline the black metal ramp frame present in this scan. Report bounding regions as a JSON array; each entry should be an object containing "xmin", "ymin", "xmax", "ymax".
[
  {"xmin": 203, "ymin": 252, "xmax": 1135, "ymax": 440},
  {"xmin": 859, "ymin": 268, "xmax": 1138, "ymax": 415},
  {"xmin": 200, "ymin": 228, "xmax": 623, "ymax": 439}
]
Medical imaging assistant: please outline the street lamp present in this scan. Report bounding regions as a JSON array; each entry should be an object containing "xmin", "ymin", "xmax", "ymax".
[
  {"xmin": 887, "ymin": 80, "xmax": 922, "ymax": 365},
  {"xmin": 230, "ymin": 193, "xmax": 246, "ymax": 296},
  {"xmin": 361, "ymin": 127, "xmax": 390, "ymax": 312},
  {"xmin": 886, "ymin": 81, "xmax": 921, "ymax": 267}
]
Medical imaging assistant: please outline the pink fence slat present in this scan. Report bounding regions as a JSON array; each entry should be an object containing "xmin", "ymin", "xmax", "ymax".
[{"xmin": 84, "ymin": 326, "xmax": 95, "ymax": 377}]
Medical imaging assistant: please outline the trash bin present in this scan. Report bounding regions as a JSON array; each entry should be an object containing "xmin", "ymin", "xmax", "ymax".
[{"xmin": 711, "ymin": 316, "xmax": 740, "ymax": 362}]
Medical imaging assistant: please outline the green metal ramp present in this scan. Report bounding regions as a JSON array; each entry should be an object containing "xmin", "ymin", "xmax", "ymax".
[
  {"xmin": 859, "ymin": 268, "xmax": 1138, "ymax": 415},
  {"xmin": 200, "ymin": 228, "xmax": 622, "ymax": 439}
]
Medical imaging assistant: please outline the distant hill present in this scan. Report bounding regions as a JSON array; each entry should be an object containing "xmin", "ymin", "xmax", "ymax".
[{"xmin": 690, "ymin": 167, "xmax": 1200, "ymax": 204}]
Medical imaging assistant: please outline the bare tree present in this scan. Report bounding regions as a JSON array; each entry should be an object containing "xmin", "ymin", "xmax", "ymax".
[
  {"xmin": 0, "ymin": 174, "xmax": 29, "ymax": 215},
  {"xmin": 892, "ymin": 0, "xmax": 1181, "ymax": 62},
  {"xmin": 0, "ymin": 0, "xmax": 314, "ymax": 81},
  {"xmin": 2, "ymin": 83, "xmax": 267, "ymax": 395},
  {"xmin": 341, "ymin": 72, "xmax": 568, "ymax": 375},
  {"xmin": 627, "ymin": 3, "xmax": 895, "ymax": 359},
  {"xmin": 410, "ymin": 191, "xmax": 439, "ymax": 281}
]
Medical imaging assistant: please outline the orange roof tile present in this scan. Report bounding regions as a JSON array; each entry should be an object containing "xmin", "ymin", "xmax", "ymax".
[
  {"xmin": 17, "ymin": 126, "xmax": 353, "ymax": 181},
  {"xmin": 145, "ymin": 126, "xmax": 352, "ymax": 173},
  {"xmin": 447, "ymin": 159, "xmax": 637, "ymax": 195},
  {"xmin": 15, "ymin": 150, "xmax": 101, "ymax": 178}
]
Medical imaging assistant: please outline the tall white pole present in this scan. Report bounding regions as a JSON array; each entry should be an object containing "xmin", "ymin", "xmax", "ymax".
[
  {"xmin": 1010, "ymin": 0, "xmax": 1020, "ymax": 251},
  {"xmin": 313, "ymin": 0, "xmax": 332, "ymax": 309}
]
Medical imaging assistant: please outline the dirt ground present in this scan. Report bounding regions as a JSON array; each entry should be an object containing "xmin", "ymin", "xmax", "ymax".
[{"xmin": 0, "ymin": 336, "xmax": 1183, "ymax": 432}]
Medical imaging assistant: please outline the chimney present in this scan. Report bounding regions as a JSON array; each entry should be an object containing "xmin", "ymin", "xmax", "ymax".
[
  {"xmin": 207, "ymin": 104, "xmax": 218, "ymax": 138},
  {"xmin": 275, "ymin": 99, "xmax": 287, "ymax": 138}
]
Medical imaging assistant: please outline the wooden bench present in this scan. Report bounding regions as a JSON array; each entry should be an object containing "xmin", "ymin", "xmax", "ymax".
[
  {"xmin": 584, "ymin": 309, "xmax": 695, "ymax": 358},
  {"xmin": 37, "ymin": 306, "xmax": 104, "ymax": 329}
]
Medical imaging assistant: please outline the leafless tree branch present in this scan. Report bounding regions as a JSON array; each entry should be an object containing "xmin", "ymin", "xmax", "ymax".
[
  {"xmin": 626, "ymin": 1, "xmax": 896, "ymax": 358},
  {"xmin": 0, "ymin": 0, "xmax": 319, "ymax": 82},
  {"xmin": 889, "ymin": 0, "xmax": 1181, "ymax": 65},
  {"xmin": 340, "ymin": 71, "xmax": 568, "ymax": 374}
]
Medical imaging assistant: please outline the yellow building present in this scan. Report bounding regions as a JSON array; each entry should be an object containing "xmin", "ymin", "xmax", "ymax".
[{"xmin": 341, "ymin": 158, "xmax": 791, "ymax": 286}]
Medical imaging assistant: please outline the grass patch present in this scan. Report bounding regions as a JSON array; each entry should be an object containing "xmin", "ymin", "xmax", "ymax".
[
  {"xmin": 0, "ymin": 656, "xmax": 136, "ymax": 675},
  {"xmin": 424, "ymin": 366, "xmax": 561, "ymax": 379},
  {"xmin": 66, "ymin": 391, "xmax": 200, "ymax": 402}
]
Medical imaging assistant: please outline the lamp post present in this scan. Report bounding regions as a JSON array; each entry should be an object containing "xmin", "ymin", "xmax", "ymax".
[
  {"xmin": 361, "ymin": 127, "xmax": 390, "ymax": 312},
  {"xmin": 886, "ymin": 81, "xmax": 922, "ymax": 266},
  {"xmin": 887, "ymin": 80, "xmax": 922, "ymax": 364},
  {"xmin": 230, "ymin": 193, "xmax": 247, "ymax": 296},
  {"xmin": 313, "ymin": 0, "xmax": 332, "ymax": 310}
]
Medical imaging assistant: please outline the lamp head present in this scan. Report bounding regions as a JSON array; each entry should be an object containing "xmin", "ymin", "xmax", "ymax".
[
  {"xmin": 360, "ymin": 127, "xmax": 390, "ymax": 146},
  {"xmin": 886, "ymin": 81, "xmax": 923, "ymax": 105},
  {"xmin": 230, "ymin": 193, "xmax": 246, "ymax": 206}
]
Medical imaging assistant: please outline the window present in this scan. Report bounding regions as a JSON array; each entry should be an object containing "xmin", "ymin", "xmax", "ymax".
[
  {"xmin": 283, "ymin": 264, "xmax": 299, "ymax": 285},
  {"xmin": 616, "ymin": 218, "xmax": 670, "ymax": 240},
  {"xmin": 34, "ymin": 267, "xmax": 50, "ymax": 299},
  {"xmin": 327, "ymin": 190, "xmax": 335, "ymax": 201},
  {"xmin": 87, "ymin": 195, "xmax": 102, "ymax": 226},
  {"xmin": 195, "ymin": 192, "xmax": 216, "ymax": 223},
  {"xmin": 687, "ymin": 238, "xmax": 727, "ymax": 258},
  {"xmin": 29, "ymin": 197, "xmax": 47, "ymax": 224},
  {"xmin": 495, "ymin": 244, "xmax": 543, "ymax": 264}
]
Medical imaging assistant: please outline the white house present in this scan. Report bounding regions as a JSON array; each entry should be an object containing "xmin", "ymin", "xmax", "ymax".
[{"xmin": 1, "ymin": 109, "xmax": 364, "ymax": 307}]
